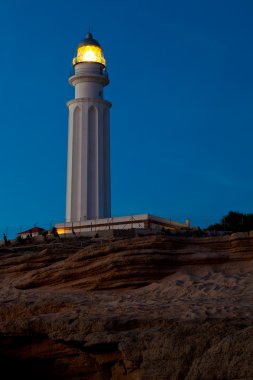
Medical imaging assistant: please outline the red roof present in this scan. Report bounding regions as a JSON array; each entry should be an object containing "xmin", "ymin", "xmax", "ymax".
[{"xmin": 17, "ymin": 227, "xmax": 46, "ymax": 235}]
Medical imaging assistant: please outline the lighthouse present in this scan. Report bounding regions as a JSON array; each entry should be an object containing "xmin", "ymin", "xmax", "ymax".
[
  {"xmin": 66, "ymin": 33, "xmax": 111, "ymax": 222},
  {"xmin": 55, "ymin": 34, "xmax": 191, "ymax": 236}
]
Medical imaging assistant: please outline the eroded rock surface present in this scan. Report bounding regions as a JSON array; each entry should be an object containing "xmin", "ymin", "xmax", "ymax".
[{"xmin": 0, "ymin": 234, "xmax": 253, "ymax": 379}]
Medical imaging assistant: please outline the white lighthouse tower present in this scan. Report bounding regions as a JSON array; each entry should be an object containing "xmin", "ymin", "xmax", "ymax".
[
  {"xmin": 55, "ymin": 34, "xmax": 191, "ymax": 236},
  {"xmin": 66, "ymin": 33, "xmax": 111, "ymax": 222}
]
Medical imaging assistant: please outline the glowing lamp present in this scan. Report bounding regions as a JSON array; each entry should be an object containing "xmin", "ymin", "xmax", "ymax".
[
  {"xmin": 72, "ymin": 33, "xmax": 106, "ymax": 67},
  {"xmin": 56, "ymin": 228, "xmax": 66, "ymax": 235}
]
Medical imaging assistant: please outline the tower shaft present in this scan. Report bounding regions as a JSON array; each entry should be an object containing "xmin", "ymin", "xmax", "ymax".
[{"xmin": 66, "ymin": 59, "xmax": 111, "ymax": 222}]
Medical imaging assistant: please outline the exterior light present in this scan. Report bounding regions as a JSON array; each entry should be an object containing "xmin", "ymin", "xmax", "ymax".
[{"xmin": 72, "ymin": 33, "xmax": 106, "ymax": 67}]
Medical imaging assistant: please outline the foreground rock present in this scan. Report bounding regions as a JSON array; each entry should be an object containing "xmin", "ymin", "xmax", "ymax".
[{"xmin": 0, "ymin": 233, "xmax": 253, "ymax": 379}]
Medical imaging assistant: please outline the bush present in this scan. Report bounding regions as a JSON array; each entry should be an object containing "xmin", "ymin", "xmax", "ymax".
[{"xmin": 207, "ymin": 211, "xmax": 253, "ymax": 232}]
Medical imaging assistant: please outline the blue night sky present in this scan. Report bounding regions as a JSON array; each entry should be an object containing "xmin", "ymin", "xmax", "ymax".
[{"xmin": 1, "ymin": 0, "xmax": 253, "ymax": 236}]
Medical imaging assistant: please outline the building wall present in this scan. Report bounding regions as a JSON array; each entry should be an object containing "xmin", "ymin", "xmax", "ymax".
[
  {"xmin": 74, "ymin": 63, "xmax": 104, "ymax": 99},
  {"xmin": 66, "ymin": 98, "xmax": 111, "ymax": 222},
  {"xmin": 57, "ymin": 213, "xmax": 190, "ymax": 236}
]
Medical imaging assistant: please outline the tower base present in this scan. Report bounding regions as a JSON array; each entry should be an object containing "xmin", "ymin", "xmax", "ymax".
[{"xmin": 55, "ymin": 214, "xmax": 190, "ymax": 237}]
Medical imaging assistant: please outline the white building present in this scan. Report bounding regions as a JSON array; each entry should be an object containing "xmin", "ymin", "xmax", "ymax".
[
  {"xmin": 66, "ymin": 33, "xmax": 111, "ymax": 222},
  {"xmin": 56, "ymin": 214, "xmax": 190, "ymax": 237},
  {"xmin": 56, "ymin": 33, "xmax": 191, "ymax": 236}
]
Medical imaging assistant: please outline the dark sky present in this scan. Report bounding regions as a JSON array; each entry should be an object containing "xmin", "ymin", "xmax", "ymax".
[{"xmin": 1, "ymin": 0, "xmax": 253, "ymax": 236}]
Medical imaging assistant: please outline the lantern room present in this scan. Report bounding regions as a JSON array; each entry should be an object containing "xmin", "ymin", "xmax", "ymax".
[{"xmin": 72, "ymin": 32, "xmax": 106, "ymax": 67}]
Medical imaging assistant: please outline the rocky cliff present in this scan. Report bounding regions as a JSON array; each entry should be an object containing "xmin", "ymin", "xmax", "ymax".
[{"xmin": 0, "ymin": 233, "xmax": 253, "ymax": 379}]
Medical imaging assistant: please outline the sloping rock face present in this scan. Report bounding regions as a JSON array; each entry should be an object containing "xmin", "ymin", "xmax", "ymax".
[{"xmin": 0, "ymin": 233, "xmax": 253, "ymax": 379}]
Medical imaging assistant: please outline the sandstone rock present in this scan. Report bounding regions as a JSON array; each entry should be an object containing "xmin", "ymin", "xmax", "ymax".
[{"xmin": 0, "ymin": 235, "xmax": 253, "ymax": 379}]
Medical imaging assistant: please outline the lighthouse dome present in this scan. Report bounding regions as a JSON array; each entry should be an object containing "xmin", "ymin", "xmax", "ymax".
[{"xmin": 72, "ymin": 33, "xmax": 106, "ymax": 67}]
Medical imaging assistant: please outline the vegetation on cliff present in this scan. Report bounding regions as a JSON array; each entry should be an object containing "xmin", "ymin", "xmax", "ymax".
[{"xmin": 207, "ymin": 210, "xmax": 253, "ymax": 232}]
